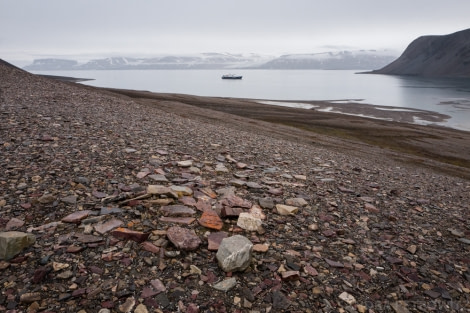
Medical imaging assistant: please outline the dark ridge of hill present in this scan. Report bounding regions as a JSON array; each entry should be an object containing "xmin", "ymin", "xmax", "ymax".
[{"xmin": 369, "ymin": 28, "xmax": 470, "ymax": 77}]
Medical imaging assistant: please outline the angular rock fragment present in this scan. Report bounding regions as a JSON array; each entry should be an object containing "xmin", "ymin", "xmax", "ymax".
[
  {"xmin": 111, "ymin": 228, "xmax": 150, "ymax": 243},
  {"xmin": 94, "ymin": 218, "xmax": 123, "ymax": 234},
  {"xmin": 285, "ymin": 198, "xmax": 308, "ymax": 207},
  {"xmin": 221, "ymin": 206, "xmax": 244, "ymax": 218},
  {"xmin": 167, "ymin": 226, "xmax": 201, "ymax": 251},
  {"xmin": 338, "ymin": 291, "xmax": 356, "ymax": 305},
  {"xmin": 216, "ymin": 235, "xmax": 253, "ymax": 272},
  {"xmin": 161, "ymin": 205, "xmax": 195, "ymax": 217},
  {"xmin": 198, "ymin": 210, "xmax": 224, "ymax": 230},
  {"xmin": 275, "ymin": 204, "xmax": 298, "ymax": 215},
  {"xmin": 237, "ymin": 213, "xmax": 263, "ymax": 232},
  {"xmin": 213, "ymin": 277, "xmax": 237, "ymax": 292},
  {"xmin": 170, "ymin": 185, "xmax": 193, "ymax": 197},
  {"xmin": 61, "ymin": 210, "xmax": 92, "ymax": 223},
  {"xmin": 0, "ymin": 231, "xmax": 36, "ymax": 260}
]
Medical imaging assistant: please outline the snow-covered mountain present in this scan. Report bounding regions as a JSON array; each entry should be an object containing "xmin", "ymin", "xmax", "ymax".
[
  {"xmin": 24, "ymin": 53, "xmax": 273, "ymax": 70},
  {"xmin": 23, "ymin": 50, "xmax": 399, "ymax": 71},
  {"xmin": 256, "ymin": 50, "xmax": 398, "ymax": 70}
]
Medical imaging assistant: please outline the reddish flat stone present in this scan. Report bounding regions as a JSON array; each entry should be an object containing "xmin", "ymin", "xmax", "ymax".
[
  {"xmin": 167, "ymin": 226, "xmax": 201, "ymax": 251},
  {"xmin": 195, "ymin": 199, "xmax": 211, "ymax": 212},
  {"xmin": 221, "ymin": 206, "xmax": 244, "ymax": 218},
  {"xmin": 180, "ymin": 196, "xmax": 197, "ymax": 207},
  {"xmin": 159, "ymin": 217, "xmax": 196, "ymax": 225},
  {"xmin": 198, "ymin": 210, "xmax": 224, "ymax": 230},
  {"xmin": 221, "ymin": 195, "xmax": 252, "ymax": 209},
  {"xmin": 304, "ymin": 264, "xmax": 319, "ymax": 276},
  {"xmin": 365, "ymin": 203, "xmax": 380, "ymax": 213},
  {"xmin": 94, "ymin": 218, "xmax": 123, "ymax": 234},
  {"xmin": 141, "ymin": 242, "xmax": 160, "ymax": 254},
  {"xmin": 74, "ymin": 233, "xmax": 103, "ymax": 243},
  {"xmin": 161, "ymin": 205, "xmax": 195, "ymax": 217},
  {"xmin": 325, "ymin": 258, "xmax": 344, "ymax": 268},
  {"xmin": 111, "ymin": 227, "xmax": 150, "ymax": 243},
  {"xmin": 66, "ymin": 245, "xmax": 84, "ymax": 253},
  {"xmin": 62, "ymin": 210, "xmax": 92, "ymax": 223},
  {"xmin": 281, "ymin": 271, "xmax": 300, "ymax": 281},
  {"xmin": 208, "ymin": 232, "xmax": 228, "ymax": 251}
]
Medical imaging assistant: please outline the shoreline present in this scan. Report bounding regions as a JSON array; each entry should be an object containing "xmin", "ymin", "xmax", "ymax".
[{"xmin": 103, "ymin": 87, "xmax": 470, "ymax": 178}]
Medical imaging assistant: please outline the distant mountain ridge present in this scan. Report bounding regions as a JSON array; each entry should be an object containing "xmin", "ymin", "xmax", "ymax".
[
  {"xmin": 370, "ymin": 28, "xmax": 470, "ymax": 77},
  {"xmin": 23, "ymin": 50, "xmax": 398, "ymax": 71},
  {"xmin": 255, "ymin": 50, "xmax": 397, "ymax": 70}
]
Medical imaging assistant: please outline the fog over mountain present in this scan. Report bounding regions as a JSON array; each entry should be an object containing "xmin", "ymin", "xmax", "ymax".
[
  {"xmin": 24, "ymin": 50, "xmax": 398, "ymax": 71},
  {"xmin": 370, "ymin": 28, "xmax": 470, "ymax": 77}
]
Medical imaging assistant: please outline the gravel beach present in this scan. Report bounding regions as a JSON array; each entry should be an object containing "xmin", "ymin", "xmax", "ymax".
[{"xmin": 1, "ymin": 61, "xmax": 470, "ymax": 312}]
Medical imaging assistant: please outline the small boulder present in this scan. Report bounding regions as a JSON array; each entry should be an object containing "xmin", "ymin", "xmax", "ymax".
[
  {"xmin": 0, "ymin": 231, "xmax": 36, "ymax": 260},
  {"xmin": 216, "ymin": 235, "xmax": 253, "ymax": 272}
]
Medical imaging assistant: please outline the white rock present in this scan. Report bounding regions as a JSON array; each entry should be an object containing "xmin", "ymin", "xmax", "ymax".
[
  {"xmin": 237, "ymin": 213, "xmax": 263, "ymax": 232},
  {"xmin": 338, "ymin": 291, "xmax": 356, "ymax": 305},
  {"xmin": 275, "ymin": 204, "xmax": 299, "ymax": 215}
]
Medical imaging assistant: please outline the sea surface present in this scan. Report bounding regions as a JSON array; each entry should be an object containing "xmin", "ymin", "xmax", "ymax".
[{"xmin": 32, "ymin": 69, "xmax": 470, "ymax": 131}]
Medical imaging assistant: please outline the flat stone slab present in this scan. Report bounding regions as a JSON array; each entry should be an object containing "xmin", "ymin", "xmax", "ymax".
[
  {"xmin": 198, "ymin": 210, "xmax": 224, "ymax": 230},
  {"xmin": 167, "ymin": 226, "xmax": 201, "ymax": 251},
  {"xmin": 160, "ymin": 205, "xmax": 195, "ymax": 217}
]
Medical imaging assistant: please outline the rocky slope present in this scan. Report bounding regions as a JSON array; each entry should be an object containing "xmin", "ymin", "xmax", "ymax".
[
  {"xmin": 1, "ymin": 60, "xmax": 470, "ymax": 312},
  {"xmin": 370, "ymin": 28, "xmax": 470, "ymax": 77}
]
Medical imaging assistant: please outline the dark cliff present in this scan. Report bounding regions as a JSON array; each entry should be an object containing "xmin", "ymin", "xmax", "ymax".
[{"xmin": 370, "ymin": 28, "xmax": 470, "ymax": 77}]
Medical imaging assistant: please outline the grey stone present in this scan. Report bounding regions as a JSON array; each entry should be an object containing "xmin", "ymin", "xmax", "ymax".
[
  {"xmin": 213, "ymin": 277, "xmax": 237, "ymax": 292},
  {"xmin": 216, "ymin": 235, "xmax": 253, "ymax": 272},
  {"xmin": 0, "ymin": 231, "xmax": 36, "ymax": 260}
]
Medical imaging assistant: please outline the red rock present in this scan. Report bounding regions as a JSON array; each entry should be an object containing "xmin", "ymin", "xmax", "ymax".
[
  {"xmin": 167, "ymin": 226, "xmax": 201, "ymax": 250},
  {"xmin": 281, "ymin": 271, "xmax": 300, "ymax": 281},
  {"xmin": 150, "ymin": 279, "xmax": 166, "ymax": 293},
  {"xmin": 94, "ymin": 218, "xmax": 123, "ymax": 234},
  {"xmin": 221, "ymin": 206, "xmax": 244, "ymax": 218},
  {"xmin": 111, "ymin": 228, "xmax": 150, "ymax": 243},
  {"xmin": 364, "ymin": 203, "xmax": 380, "ymax": 213},
  {"xmin": 198, "ymin": 210, "xmax": 224, "ymax": 230},
  {"xmin": 161, "ymin": 205, "xmax": 195, "ymax": 217},
  {"xmin": 74, "ymin": 233, "xmax": 103, "ymax": 243},
  {"xmin": 324, "ymin": 258, "xmax": 344, "ymax": 268},
  {"xmin": 199, "ymin": 187, "xmax": 217, "ymax": 199},
  {"xmin": 141, "ymin": 241, "xmax": 160, "ymax": 254},
  {"xmin": 221, "ymin": 195, "xmax": 252, "ymax": 209},
  {"xmin": 195, "ymin": 199, "xmax": 211, "ymax": 212},
  {"xmin": 61, "ymin": 210, "xmax": 92, "ymax": 223},
  {"xmin": 66, "ymin": 245, "xmax": 84, "ymax": 253},
  {"xmin": 208, "ymin": 232, "xmax": 228, "ymax": 251},
  {"xmin": 180, "ymin": 196, "xmax": 197, "ymax": 207},
  {"xmin": 322, "ymin": 229, "xmax": 336, "ymax": 237},
  {"xmin": 304, "ymin": 264, "xmax": 319, "ymax": 276}
]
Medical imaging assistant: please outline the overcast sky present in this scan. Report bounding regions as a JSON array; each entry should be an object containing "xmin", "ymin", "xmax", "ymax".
[{"xmin": 1, "ymin": 0, "xmax": 469, "ymax": 66}]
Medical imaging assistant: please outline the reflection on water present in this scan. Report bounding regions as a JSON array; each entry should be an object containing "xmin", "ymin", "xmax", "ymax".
[{"xmin": 31, "ymin": 69, "xmax": 470, "ymax": 131}]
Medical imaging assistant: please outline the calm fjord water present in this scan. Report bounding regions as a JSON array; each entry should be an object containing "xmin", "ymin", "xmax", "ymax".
[{"xmin": 33, "ymin": 69, "xmax": 470, "ymax": 131}]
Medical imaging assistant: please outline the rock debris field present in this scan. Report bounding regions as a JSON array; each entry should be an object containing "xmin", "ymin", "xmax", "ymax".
[{"xmin": 1, "ymin": 61, "xmax": 470, "ymax": 313}]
